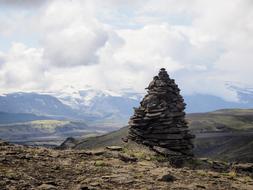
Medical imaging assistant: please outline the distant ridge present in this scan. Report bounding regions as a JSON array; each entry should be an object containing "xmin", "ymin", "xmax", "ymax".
[
  {"xmin": 1, "ymin": 87, "xmax": 253, "ymax": 127},
  {"xmin": 0, "ymin": 112, "xmax": 49, "ymax": 124}
]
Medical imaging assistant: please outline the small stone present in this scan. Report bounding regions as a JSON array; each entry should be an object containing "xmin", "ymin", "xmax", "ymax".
[
  {"xmin": 0, "ymin": 140, "xmax": 9, "ymax": 146},
  {"xmin": 153, "ymin": 146, "xmax": 182, "ymax": 156},
  {"xmin": 37, "ymin": 184, "xmax": 57, "ymax": 190},
  {"xmin": 196, "ymin": 184, "xmax": 206, "ymax": 189},
  {"xmin": 75, "ymin": 184, "xmax": 96, "ymax": 190},
  {"xmin": 118, "ymin": 153, "xmax": 137, "ymax": 162},
  {"xmin": 199, "ymin": 158, "xmax": 209, "ymax": 162},
  {"xmin": 106, "ymin": 146, "xmax": 123, "ymax": 151},
  {"xmin": 86, "ymin": 150, "xmax": 105, "ymax": 156},
  {"xmin": 159, "ymin": 174, "xmax": 176, "ymax": 182},
  {"xmin": 234, "ymin": 163, "xmax": 253, "ymax": 173},
  {"xmin": 122, "ymin": 137, "xmax": 128, "ymax": 143}
]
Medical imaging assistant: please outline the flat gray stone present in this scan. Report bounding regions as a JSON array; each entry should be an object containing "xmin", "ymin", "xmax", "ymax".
[
  {"xmin": 106, "ymin": 146, "xmax": 123, "ymax": 151},
  {"xmin": 153, "ymin": 146, "xmax": 182, "ymax": 156}
]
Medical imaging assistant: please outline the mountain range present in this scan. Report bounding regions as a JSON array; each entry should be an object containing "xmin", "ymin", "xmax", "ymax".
[{"xmin": 0, "ymin": 85, "xmax": 253, "ymax": 127}]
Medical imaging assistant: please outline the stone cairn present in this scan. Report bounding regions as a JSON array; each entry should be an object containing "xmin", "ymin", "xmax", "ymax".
[{"xmin": 128, "ymin": 68, "xmax": 195, "ymax": 162}]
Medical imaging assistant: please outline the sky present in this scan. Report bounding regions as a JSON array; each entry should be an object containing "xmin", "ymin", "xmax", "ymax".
[{"xmin": 0, "ymin": 0, "xmax": 253, "ymax": 102}]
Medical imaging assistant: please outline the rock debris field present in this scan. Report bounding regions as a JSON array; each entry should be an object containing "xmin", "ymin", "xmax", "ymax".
[{"xmin": 1, "ymin": 140, "xmax": 253, "ymax": 190}]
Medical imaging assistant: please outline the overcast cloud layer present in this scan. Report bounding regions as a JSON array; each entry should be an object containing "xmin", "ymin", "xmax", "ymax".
[{"xmin": 0, "ymin": 0, "xmax": 253, "ymax": 101}]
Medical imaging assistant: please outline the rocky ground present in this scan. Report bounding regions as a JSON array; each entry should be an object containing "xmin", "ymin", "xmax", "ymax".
[{"xmin": 0, "ymin": 140, "xmax": 253, "ymax": 190}]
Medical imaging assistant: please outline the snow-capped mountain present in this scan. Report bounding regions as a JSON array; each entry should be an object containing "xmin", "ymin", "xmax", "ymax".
[
  {"xmin": 0, "ymin": 84, "xmax": 253, "ymax": 127},
  {"xmin": 51, "ymin": 86, "xmax": 125, "ymax": 109},
  {"xmin": 0, "ymin": 88, "xmax": 143, "ymax": 127},
  {"xmin": 51, "ymin": 85, "xmax": 253, "ymax": 123},
  {"xmin": 0, "ymin": 92, "xmax": 83, "ymax": 120},
  {"xmin": 50, "ymin": 86, "xmax": 143, "ymax": 126}
]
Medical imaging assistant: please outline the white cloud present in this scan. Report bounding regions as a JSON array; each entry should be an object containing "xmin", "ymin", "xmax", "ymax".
[
  {"xmin": 0, "ymin": 0, "xmax": 253, "ymax": 102},
  {"xmin": 0, "ymin": 43, "xmax": 49, "ymax": 93},
  {"xmin": 0, "ymin": 0, "xmax": 48, "ymax": 8},
  {"xmin": 39, "ymin": 0, "xmax": 110, "ymax": 67}
]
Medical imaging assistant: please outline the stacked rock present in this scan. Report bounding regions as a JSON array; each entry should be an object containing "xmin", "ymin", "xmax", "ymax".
[{"xmin": 128, "ymin": 68, "xmax": 195, "ymax": 160}]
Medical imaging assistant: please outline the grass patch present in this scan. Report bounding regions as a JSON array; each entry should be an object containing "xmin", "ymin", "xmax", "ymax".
[
  {"xmin": 222, "ymin": 171, "xmax": 237, "ymax": 179},
  {"xmin": 150, "ymin": 154, "xmax": 168, "ymax": 162},
  {"xmin": 94, "ymin": 160, "xmax": 109, "ymax": 167},
  {"xmin": 188, "ymin": 109, "xmax": 253, "ymax": 132}
]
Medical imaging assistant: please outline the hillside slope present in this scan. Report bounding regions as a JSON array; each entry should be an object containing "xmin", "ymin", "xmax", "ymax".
[
  {"xmin": 65, "ymin": 109, "xmax": 253, "ymax": 163},
  {"xmin": 0, "ymin": 120, "xmax": 108, "ymax": 146},
  {"xmin": 73, "ymin": 126, "xmax": 129, "ymax": 149},
  {"xmin": 188, "ymin": 109, "xmax": 253, "ymax": 132}
]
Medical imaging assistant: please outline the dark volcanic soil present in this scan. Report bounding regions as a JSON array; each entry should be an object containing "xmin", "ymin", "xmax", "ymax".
[{"xmin": 0, "ymin": 140, "xmax": 253, "ymax": 190}]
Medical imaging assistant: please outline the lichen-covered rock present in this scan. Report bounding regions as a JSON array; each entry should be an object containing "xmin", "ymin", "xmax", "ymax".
[{"xmin": 128, "ymin": 68, "xmax": 195, "ymax": 160}]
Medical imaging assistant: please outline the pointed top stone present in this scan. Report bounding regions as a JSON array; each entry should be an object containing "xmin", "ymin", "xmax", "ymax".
[{"xmin": 158, "ymin": 68, "xmax": 170, "ymax": 80}]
